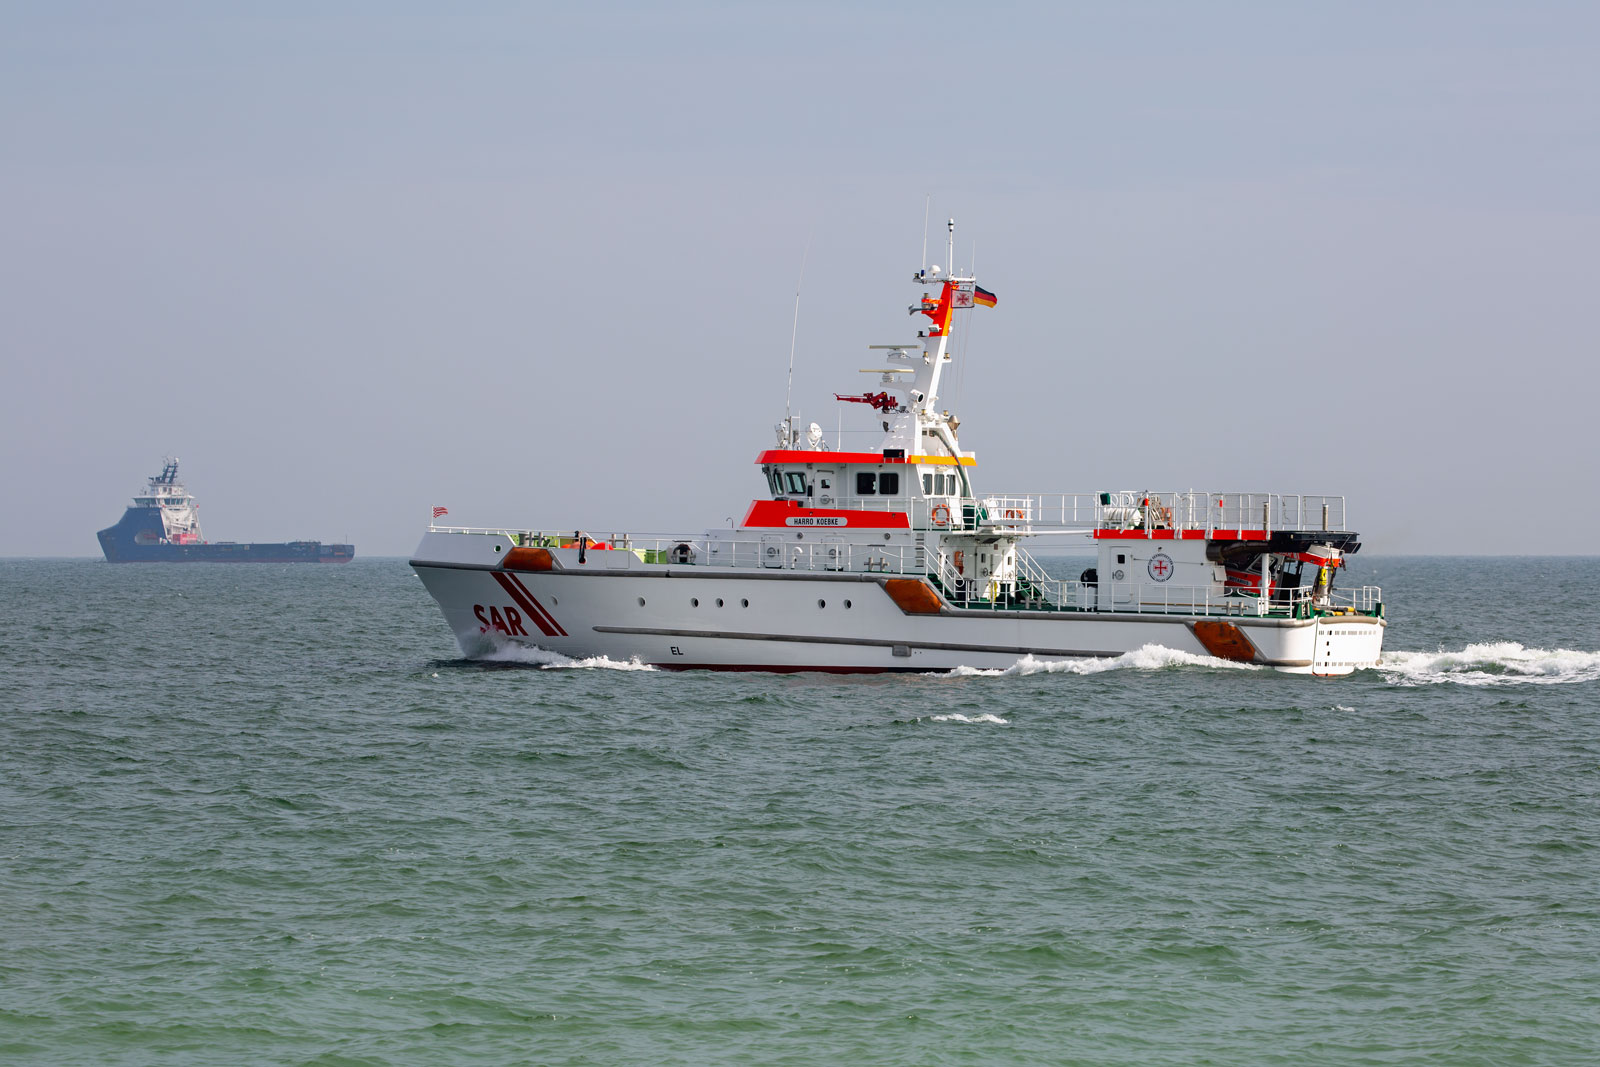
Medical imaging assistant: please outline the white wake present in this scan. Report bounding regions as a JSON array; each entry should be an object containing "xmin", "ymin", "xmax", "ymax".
[
  {"xmin": 477, "ymin": 642, "xmax": 657, "ymax": 671},
  {"xmin": 1377, "ymin": 642, "xmax": 1600, "ymax": 687},
  {"xmin": 944, "ymin": 645, "xmax": 1264, "ymax": 678}
]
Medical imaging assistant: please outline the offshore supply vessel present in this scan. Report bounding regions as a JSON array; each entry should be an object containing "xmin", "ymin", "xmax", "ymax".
[
  {"xmin": 97, "ymin": 459, "xmax": 355, "ymax": 563},
  {"xmin": 410, "ymin": 223, "xmax": 1384, "ymax": 675}
]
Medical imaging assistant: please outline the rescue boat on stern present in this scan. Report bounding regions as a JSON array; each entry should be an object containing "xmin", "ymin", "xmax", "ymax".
[{"xmin": 411, "ymin": 224, "xmax": 1385, "ymax": 676}]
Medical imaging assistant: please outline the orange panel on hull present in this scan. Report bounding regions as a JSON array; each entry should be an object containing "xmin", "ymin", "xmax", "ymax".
[
  {"xmin": 502, "ymin": 547, "xmax": 555, "ymax": 571},
  {"xmin": 883, "ymin": 578, "xmax": 944, "ymax": 615},
  {"xmin": 1189, "ymin": 620, "xmax": 1258, "ymax": 663}
]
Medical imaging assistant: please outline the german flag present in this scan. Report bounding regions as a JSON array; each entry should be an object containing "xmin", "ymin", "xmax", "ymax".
[{"xmin": 973, "ymin": 286, "xmax": 997, "ymax": 308}]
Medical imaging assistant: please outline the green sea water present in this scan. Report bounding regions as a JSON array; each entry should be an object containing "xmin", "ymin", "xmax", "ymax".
[{"xmin": 2, "ymin": 556, "xmax": 1598, "ymax": 1065}]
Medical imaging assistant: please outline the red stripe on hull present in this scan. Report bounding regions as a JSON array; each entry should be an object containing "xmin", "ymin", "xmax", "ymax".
[
  {"xmin": 503, "ymin": 572, "xmax": 568, "ymax": 636},
  {"xmin": 492, "ymin": 571, "xmax": 566, "ymax": 637}
]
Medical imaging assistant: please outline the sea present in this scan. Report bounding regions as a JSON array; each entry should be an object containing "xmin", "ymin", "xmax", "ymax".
[{"xmin": 2, "ymin": 555, "xmax": 1598, "ymax": 1066}]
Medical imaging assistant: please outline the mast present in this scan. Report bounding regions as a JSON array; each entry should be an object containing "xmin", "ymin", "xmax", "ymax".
[{"xmin": 825, "ymin": 215, "xmax": 993, "ymax": 495}]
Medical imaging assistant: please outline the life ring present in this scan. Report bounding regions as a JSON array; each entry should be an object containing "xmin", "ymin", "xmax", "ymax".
[
  {"xmin": 1004, "ymin": 508, "xmax": 1021, "ymax": 520},
  {"xmin": 930, "ymin": 504, "xmax": 951, "ymax": 527}
]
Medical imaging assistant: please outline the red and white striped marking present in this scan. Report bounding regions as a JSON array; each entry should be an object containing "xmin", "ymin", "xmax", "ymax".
[{"xmin": 492, "ymin": 571, "xmax": 568, "ymax": 637}]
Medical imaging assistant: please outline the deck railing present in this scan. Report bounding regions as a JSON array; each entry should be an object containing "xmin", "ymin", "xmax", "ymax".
[
  {"xmin": 438, "ymin": 489, "xmax": 1348, "ymax": 537},
  {"xmin": 983, "ymin": 491, "xmax": 1350, "ymax": 534}
]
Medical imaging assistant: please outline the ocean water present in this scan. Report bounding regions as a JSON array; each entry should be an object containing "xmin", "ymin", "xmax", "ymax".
[{"xmin": 2, "ymin": 555, "xmax": 1598, "ymax": 1066}]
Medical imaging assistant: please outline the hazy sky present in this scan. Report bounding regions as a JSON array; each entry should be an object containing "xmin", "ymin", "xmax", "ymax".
[{"xmin": 4, "ymin": 2, "xmax": 1597, "ymax": 556}]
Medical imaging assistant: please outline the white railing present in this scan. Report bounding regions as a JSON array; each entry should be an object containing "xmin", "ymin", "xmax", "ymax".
[
  {"xmin": 433, "ymin": 489, "xmax": 1347, "ymax": 539},
  {"xmin": 986, "ymin": 491, "xmax": 1349, "ymax": 534},
  {"xmin": 1013, "ymin": 544, "xmax": 1058, "ymax": 589}
]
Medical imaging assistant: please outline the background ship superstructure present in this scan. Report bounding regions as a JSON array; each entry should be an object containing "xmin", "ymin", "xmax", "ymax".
[{"xmin": 97, "ymin": 459, "xmax": 354, "ymax": 563}]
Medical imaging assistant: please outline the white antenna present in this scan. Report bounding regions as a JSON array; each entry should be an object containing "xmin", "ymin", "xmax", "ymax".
[
  {"xmin": 783, "ymin": 229, "xmax": 814, "ymax": 435},
  {"xmin": 946, "ymin": 218, "xmax": 955, "ymax": 277},
  {"xmin": 920, "ymin": 195, "xmax": 931, "ymax": 274}
]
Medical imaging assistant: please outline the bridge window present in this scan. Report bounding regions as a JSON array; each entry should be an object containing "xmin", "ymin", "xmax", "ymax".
[
  {"xmin": 878, "ymin": 472, "xmax": 899, "ymax": 495},
  {"xmin": 784, "ymin": 471, "xmax": 808, "ymax": 495},
  {"xmin": 922, "ymin": 473, "xmax": 933, "ymax": 495},
  {"xmin": 856, "ymin": 472, "xmax": 876, "ymax": 495}
]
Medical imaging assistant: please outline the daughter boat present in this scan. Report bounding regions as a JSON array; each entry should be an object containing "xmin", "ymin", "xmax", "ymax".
[{"xmin": 411, "ymin": 225, "xmax": 1385, "ymax": 675}]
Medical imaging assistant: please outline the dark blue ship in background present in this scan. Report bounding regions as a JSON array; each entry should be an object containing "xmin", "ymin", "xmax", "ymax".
[{"xmin": 98, "ymin": 459, "xmax": 355, "ymax": 563}]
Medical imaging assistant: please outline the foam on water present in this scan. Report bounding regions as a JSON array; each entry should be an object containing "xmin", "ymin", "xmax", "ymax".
[
  {"xmin": 929, "ymin": 712, "xmax": 1009, "ymax": 724},
  {"xmin": 479, "ymin": 642, "xmax": 657, "ymax": 671},
  {"xmin": 1378, "ymin": 642, "xmax": 1600, "ymax": 686},
  {"xmin": 945, "ymin": 644, "xmax": 1264, "ymax": 678}
]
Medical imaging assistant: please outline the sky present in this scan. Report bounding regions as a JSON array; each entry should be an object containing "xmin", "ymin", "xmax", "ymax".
[{"xmin": 3, "ymin": 1, "xmax": 1598, "ymax": 556}]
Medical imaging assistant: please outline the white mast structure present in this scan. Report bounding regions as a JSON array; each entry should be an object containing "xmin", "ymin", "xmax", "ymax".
[{"xmin": 873, "ymin": 217, "xmax": 974, "ymax": 495}]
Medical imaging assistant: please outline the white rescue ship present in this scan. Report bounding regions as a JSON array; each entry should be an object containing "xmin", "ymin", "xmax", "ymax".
[{"xmin": 412, "ymin": 224, "xmax": 1385, "ymax": 676}]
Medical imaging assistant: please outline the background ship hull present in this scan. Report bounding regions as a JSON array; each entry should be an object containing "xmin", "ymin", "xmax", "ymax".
[{"xmin": 98, "ymin": 508, "xmax": 353, "ymax": 562}]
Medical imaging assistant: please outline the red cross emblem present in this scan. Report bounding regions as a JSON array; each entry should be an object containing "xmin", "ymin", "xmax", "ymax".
[{"xmin": 1148, "ymin": 553, "xmax": 1174, "ymax": 582}]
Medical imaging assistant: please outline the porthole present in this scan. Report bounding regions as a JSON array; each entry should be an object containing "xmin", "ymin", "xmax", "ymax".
[
  {"xmin": 691, "ymin": 597, "xmax": 699, "ymax": 607},
  {"xmin": 637, "ymin": 597, "xmax": 646, "ymax": 607},
  {"xmin": 740, "ymin": 598, "xmax": 749, "ymax": 608},
  {"xmin": 843, "ymin": 599, "xmax": 852, "ymax": 609},
  {"xmin": 550, "ymin": 597, "xmax": 558, "ymax": 606},
  {"xmin": 817, "ymin": 599, "xmax": 826, "ymax": 609},
  {"xmin": 716, "ymin": 598, "xmax": 725, "ymax": 607}
]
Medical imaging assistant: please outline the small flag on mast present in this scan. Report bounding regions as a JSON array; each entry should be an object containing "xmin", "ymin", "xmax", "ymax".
[
  {"xmin": 432, "ymin": 506, "xmax": 449, "ymax": 519},
  {"xmin": 973, "ymin": 286, "xmax": 997, "ymax": 308}
]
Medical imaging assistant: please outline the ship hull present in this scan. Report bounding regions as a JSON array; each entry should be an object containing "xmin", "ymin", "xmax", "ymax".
[{"xmin": 412, "ymin": 549, "xmax": 1383, "ymax": 677}]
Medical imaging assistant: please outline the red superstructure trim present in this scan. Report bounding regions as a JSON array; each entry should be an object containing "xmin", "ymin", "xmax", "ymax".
[
  {"xmin": 755, "ymin": 450, "xmax": 975, "ymax": 467},
  {"xmin": 758, "ymin": 450, "xmax": 905, "ymax": 464},
  {"xmin": 1091, "ymin": 528, "xmax": 1270, "ymax": 541},
  {"xmin": 740, "ymin": 499, "xmax": 910, "ymax": 529}
]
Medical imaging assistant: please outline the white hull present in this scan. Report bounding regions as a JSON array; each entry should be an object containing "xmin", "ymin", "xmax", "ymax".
[{"xmin": 412, "ymin": 536, "xmax": 1384, "ymax": 676}]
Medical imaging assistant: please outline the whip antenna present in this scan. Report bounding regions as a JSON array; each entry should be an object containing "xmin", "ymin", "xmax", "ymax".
[
  {"xmin": 920, "ymin": 194, "xmax": 931, "ymax": 274},
  {"xmin": 783, "ymin": 229, "xmax": 814, "ymax": 441}
]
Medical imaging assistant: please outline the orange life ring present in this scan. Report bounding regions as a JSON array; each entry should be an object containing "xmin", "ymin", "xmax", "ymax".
[
  {"xmin": 930, "ymin": 504, "xmax": 951, "ymax": 527},
  {"xmin": 1004, "ymin": 508, "xmax": 1021, "ymax": 520}
]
